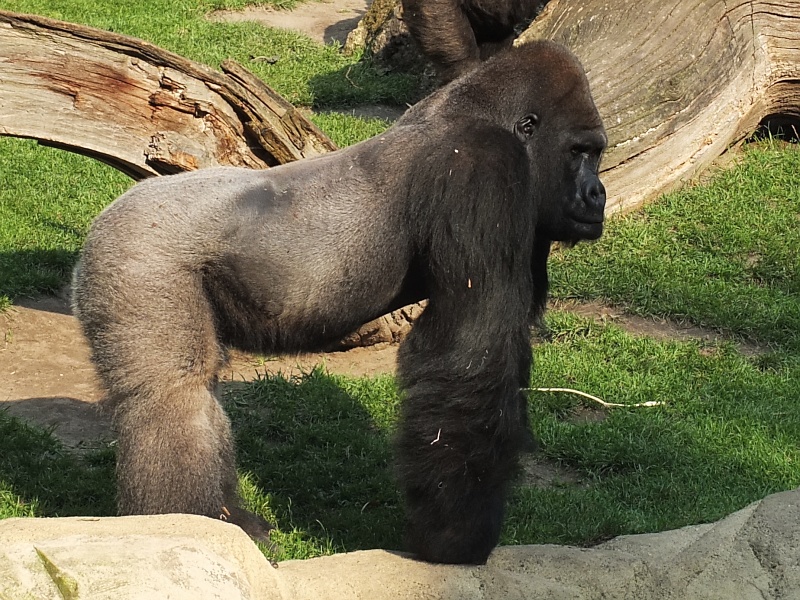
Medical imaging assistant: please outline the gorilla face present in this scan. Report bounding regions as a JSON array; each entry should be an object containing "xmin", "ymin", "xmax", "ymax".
[
  {"xmin": 524, "ymin": 116, "xmax": 607, "ymax": 245},
  {"xmin": 503, "ymin": 50, "xmax": 608, "ymax": 246},
  {"xmin": 559, "ymin": 128, "xmax": 607, "ymax": 242}
]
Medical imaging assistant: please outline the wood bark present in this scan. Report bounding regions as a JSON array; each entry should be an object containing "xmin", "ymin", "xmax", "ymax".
[
  {"xmin": 517, "ymin": 0, "xmax": 800, "ymax": 215},
  {"xmin": 0, "ymin": 10, "xmax": 336, "ymax": 179}
]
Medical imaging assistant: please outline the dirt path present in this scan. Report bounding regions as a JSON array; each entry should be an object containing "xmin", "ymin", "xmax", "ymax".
[
  {"xmin": 0, "ymin": 296, "xmax": 400, "ymax": 447},
  {"xmin": 208, "ymin": 0, "xmax": 369, "ymax": 47},
  {"xmin": 555, "ymin": 299, "xmax": 765, "ymax": 356}
]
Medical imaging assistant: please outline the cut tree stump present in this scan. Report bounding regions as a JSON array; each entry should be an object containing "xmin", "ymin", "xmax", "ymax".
[{"xmin": 0, "ymin": 10, "xmax": 336, "ymax": 179}]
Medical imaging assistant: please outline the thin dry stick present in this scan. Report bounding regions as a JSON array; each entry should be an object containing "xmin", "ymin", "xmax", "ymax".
[
  {"xmin": 523, "ymin": 387, "xmax": 665, "ymax": 408},
  {"xmin": 344, "ymin": 65, "xmax": 361, "ymax": 89}
]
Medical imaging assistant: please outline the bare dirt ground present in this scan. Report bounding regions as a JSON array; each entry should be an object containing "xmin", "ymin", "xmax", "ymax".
[
  {"xmin": 554, "ymin": 299, "xmax": 765, "ymax": 356},
  {"xmin": 208, "ymin": 0, "xmax": 369, "ymax": 47},
  {"xmin": 0, "ymin": 295, "xmax": 399, "ymax": 447}
]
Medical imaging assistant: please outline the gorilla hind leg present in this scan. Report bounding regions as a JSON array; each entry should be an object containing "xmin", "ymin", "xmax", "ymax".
[
  {"xmin": 77, "ymin": 264, "xmax": 272, "ymax": 540},
  {"xmin": 111, "ymin": 381, "xmax": 271, "ymax": 540}
]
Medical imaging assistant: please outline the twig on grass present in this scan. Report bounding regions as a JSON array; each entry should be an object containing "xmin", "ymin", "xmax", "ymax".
[
  {"xmin": 523, "ymin": 387, "xmax": 665, "ymax": 408},
  {"xmin": 344, "ymin": 66, "xmax": 361, "ymax": 89}
]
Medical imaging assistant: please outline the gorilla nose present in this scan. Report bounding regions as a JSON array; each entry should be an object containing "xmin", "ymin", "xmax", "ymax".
[{"xmin": 582, "ymin": 178, "xmax": 606, "ymax": 212}]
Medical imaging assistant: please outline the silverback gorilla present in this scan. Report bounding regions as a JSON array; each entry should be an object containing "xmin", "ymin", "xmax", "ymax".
[
  {"xmin": 72, "ymin": 40, "xmax": 606, "ymax": 565},
  {"xmin": 402, "ymin": 0, "xmax": 548, "ymax": 82}
]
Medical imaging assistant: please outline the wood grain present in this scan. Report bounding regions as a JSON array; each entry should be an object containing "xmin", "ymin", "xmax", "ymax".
[
  {"xmin": 0, "ymin": 10, "xmax": 336, "ymax": 179},
  {"xmin": 518, "ymin": 0, "xmax": 800, "ymax": 213}
]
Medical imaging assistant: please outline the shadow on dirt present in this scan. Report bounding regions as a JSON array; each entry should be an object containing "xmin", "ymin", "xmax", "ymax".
[{"xmin": 2, "ymin": 396, "xmax": 111, "ymax": 448}]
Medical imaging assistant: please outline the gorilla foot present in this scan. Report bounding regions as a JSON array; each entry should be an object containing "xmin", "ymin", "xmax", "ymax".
[
  {"xmin": 221, "ymin": 505, "xmax": 281, "ymax": 563},
  {"xmin": 220, "ymin": 505, "xmax": 275, "ymax": 542}
]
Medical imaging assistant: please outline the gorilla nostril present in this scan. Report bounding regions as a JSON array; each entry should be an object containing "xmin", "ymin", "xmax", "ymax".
[{"xmin": 583, "ymin": 179, "xmax": 606, "ymax": 211}]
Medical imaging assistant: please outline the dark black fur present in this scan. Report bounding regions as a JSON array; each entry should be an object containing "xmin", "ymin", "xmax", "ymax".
[
  {"xmin": 403, "ymin": 0, "xmax": 548, "ymax": 82},
  {"xmin": 72, "ymin": 41, "xmax": 606, "ymax": 565}
]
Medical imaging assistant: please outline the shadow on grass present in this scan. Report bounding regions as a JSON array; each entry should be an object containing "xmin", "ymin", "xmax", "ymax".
[
  {"xmin": 222, "ymin": 369, "xmax": 406, "ymax": 555},
  {"xmin": 307, "ymin": 57, "xmax": 426, "ymax": 110},
  {"xmin": 1, "ymin": 397, "xmax": 111, "ymax": 449},
  {"xmin": 0, "ymin": 408, "xmax": 116, "ymax": 519},
  {"xmin": 0, "ymin": 249, "xmax": 80, "ymax": 299},
  {"xmin": 0, "ymin": 369, "xmax": 403, "ymax": 554}
]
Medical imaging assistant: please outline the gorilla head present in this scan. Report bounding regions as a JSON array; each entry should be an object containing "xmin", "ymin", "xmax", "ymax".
[
  {"xmin": 405, "ymin": 40, "xmax": 606, "ymax": 244},
  {"xmin": 72, "ymin": 40, "xmax": 606, "ymax": 565},
  {"xmin": 525, "ymin": 60, "xmax": 607, "ymax": 244}
]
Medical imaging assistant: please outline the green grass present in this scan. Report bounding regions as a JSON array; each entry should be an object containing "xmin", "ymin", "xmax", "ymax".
[
  {"xmin": 509, "ymin": 312, "xmax": 800, "ymax": 545},
  {"xmin": 548, "ymin": 141, "xmax": 800, "ymax": 352},
  {"xmin": 203, "ymin": 0, "xmax": 301, "ymax": 11},
  {"xmin": 1, "ymin": 0, "xmax": 421, "ymax": 108},
  {"xmin": 309, "ymin": 113, "xmax": 394, "ymax": 147},
  {"xmin": 0, "ymin": 139, "xmax": 132, "ymax": 300},
  {"xmin": 228, "ymin": 370, "xmax": 404, "ymax": 558},
  {"xmin": 0, "ymin": 413, "xmax": 115, "ymax": 520},
  {"xmin": 1, "ymin": 0, "xmax": 799, "ymax": 564}
]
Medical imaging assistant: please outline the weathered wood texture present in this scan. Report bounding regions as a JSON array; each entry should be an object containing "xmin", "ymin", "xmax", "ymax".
[
  {"xmin": 518, "ymin": 0, "xmax": 800, "ymax": 214},
  {"xmin": 0, "ymin": 10, "xmax": 336, "ymax": 179}
]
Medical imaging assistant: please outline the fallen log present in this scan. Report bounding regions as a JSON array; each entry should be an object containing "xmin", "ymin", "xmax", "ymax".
[
  {"xmin": 518, "ymin": 0, "xmax": 800, "ymax": 214},
  {"xmin": 0, "ymin": 10, "xmax": 336, "ymax": 179}
]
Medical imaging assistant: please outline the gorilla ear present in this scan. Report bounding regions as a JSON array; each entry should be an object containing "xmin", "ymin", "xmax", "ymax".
[{"xmin": 514, "ymin": 113, "xmax": 540, "ymax": 142}]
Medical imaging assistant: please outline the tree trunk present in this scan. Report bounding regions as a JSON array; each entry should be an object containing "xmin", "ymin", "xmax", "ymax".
[
  {"xmin": 0, "ymin": 10, "xmax": 336, "ymax": 179},
  {"xmin": 518, "ymin": 0, "xmax": 800, "ymax": 215}
]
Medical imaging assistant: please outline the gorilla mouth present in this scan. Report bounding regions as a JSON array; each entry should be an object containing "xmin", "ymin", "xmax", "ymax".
[
  {"xmin": 569, "ymin": 211, "xmax": 604, "ymax": 226},
  {"xmin": 569, "ymin": 214, "xmax": 604, "ymax": 240},
  {"xmin": 571, "ymin": 214, "xmax": 604, "ymax": 225}
]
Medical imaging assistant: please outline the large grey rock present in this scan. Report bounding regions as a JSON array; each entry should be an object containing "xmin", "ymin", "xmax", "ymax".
[
  {"xmin": 0, "ymin": 514, "xmax": 279, "ymax": 599},
  {"xmin": 1, "ymin": 489, "xmax": 799, "ymax": 599}
]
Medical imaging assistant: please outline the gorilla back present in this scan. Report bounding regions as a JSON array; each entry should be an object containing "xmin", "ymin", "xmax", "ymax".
[{"xmin": 72, "ymin": 40, "xmax": 606, "ymax": 565}]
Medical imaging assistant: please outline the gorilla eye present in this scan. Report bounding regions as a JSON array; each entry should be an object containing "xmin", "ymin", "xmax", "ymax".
[
  {"xmin": 514, "ymin": 113, "xmax": 539, "ymax": 141},
  {"xmin": 571, "ymin": 145, "xmax": 589, "ymax": 157}
]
